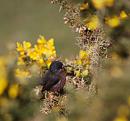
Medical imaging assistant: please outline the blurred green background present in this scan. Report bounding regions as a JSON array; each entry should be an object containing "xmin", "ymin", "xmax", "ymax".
[{"xmin": 0, "ymin": 0, "xmax": 79, "ymax": 57}]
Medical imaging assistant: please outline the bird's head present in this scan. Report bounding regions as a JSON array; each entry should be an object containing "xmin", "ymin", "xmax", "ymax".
[{"xmin": 49, "ymin": 61, "xmax": 64, "ymax": 73}]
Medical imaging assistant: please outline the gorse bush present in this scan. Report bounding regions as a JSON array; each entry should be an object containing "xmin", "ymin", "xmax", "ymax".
[
  {"xmin": 0, "ymin": 0, "xmax": 130, "ymax": 121},
  {"xmin": 0, "ymin": 56, "xmax": 39, "ymax": 121}
]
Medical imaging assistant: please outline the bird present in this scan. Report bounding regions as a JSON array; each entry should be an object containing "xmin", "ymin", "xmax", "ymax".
[{"xmin": 40, "ymin": 61, "xmax": 66, "ymax": 94}]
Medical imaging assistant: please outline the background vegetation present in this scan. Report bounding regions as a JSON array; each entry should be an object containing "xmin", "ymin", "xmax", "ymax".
[
  {"xmin": 0, "ymin": 0, "xmax": 130, "ymax": 121},
  {"xmin": 0, "ymin": 0, "xmax": 78, "ymax": 57}
]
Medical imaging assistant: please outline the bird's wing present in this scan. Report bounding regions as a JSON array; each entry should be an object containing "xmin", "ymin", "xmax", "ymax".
[
  {"xmin": 40, "ymin": 71, "xmax": 50, "ymax": 86},
  {"xmin": 44, "ymin": 72, "xmax": 60, "ymax": 91},
  {"xmin": 51, "ymin": 69, "xmax": 66, "ymax": 92}
]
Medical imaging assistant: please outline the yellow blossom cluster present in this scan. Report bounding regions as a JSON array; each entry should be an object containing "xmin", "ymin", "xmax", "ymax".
[
  {"xmin": 74, "ymin": 50, "xmax": 90, "ymax": 78},
  {"xmin": 80, "ymin": 0, "xmax": 114, "ymax": 11},
  {"xmin": 92, "ymin": 0, "xmax": 114, "ymax": 9},
  {"xmin": 80, "ymin": 2, "xmax": 89, "ymax": 11},
  {"xmin": 79, "ymin": 1, "xmax": 101, "ymax": 30},
  {"xmin": 0, "ymin": 57, "xmax": 19, "ymax": 101},
  {"xmin": 76, "ymin": 50, "xmax": 90, "ymax": 66},
  {"xmin": 0, "ymin": 57, "xmax": 8, "ymax": 96},
  {"xmin": 84, "ymin": 10, "xmax": 128, "ymax": 30},
  {"xmin": 16, "ymin": 35, "xmax": 56, "ymax": 68},
  {"xmin": 85, "ymin": 15, "xmax": 100, "ymax": 30},
  {"xmin": 0, "ymin": 55, "xmax": 39, "ymax": 120},
  {"xmin": 80, "ymin": 0, "xmax": 128, "ymax": 30},
  {"xmin": 105, "ymin": 11, "xmax": 128, "ymax": 28}
]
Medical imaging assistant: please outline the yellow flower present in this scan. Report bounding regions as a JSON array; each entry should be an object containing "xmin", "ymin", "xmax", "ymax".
[
  {"xmin": 47, "ymin": 38, "xmax": 54, "ymax": 47},
  {"xmin": 35, "ymin": 37, "xmax": 56, "ymax": 59},
  {"xmin": 120, "ymin": 11, "xmax": 128, "ymax": 19},
  {"xmin": 44, "ymin": 50, "xmax": 54, "ymax": 58},
  {"xmin": 77, "ymin": 50, "xmax": 90, "ymax": 66},
  {"xmin": 17, "ymin": 57, "xmax": 25, "ymax": 65},
  {"xmin": 75, "ymin": 59, "xmax": 82, "ymax": 65},
  {"xmin": 81, "ymin": 70, "xmax": 89, "ymax": 77},
  {"xmin": 23, "ymin": 41, "xmax": 31, "ymax": 50},
  {"xmin": 0, "ymin": 79, "xmax": 8, "ymax": 95},
  {"xmin": 8, "ymin": 83, "xmax": 19, "ymax": 99},
  {"xmin": 28, "ymin": 50, "xmax": 39, "ymax": 61},
  {"xmin": 46, "ymin": 39, "xmax": 56, "ymax": 52},
  {"xmin": 37, "ymin": 35, "xmax": 46, "ymax": 45},
  {"xmin": 79, "ymin": 50, "xmax": 88, "ymax": 59},
  {"xmin": 52, "ymin": 50, "xmax": 56, "ymax": 56},
  {"xmin": 105, "ymin": 16, "xmax": 120, "ymax": 28},
  {"xmin": 16, "ymin": 42, "xmax": 24, "ymax": 52},
  {"xmin": 16, "ymin": 41, "xmax": 32, "ymax": 66},
  {"xmin": 37, "ymin": 58, "xmax": 45, "ymax": 66},
  {"xmin": 19, "ymin": 51, "xmax": 25, "ymax": 56},
  {"xmin": 75, "ymin": 70, "xmax": 81, "ymax": 77},
  {"xmin": 46, "ymin": 60, "xmax": 52, "ymax": 68},
  {"xmin": 85, "ymin": 15, "xmax": 100, "ymax": 30},
  {"xmin": 113, "ymin": 117, "xmax": 128, "ymax": 121},
  {"xmin": 92, "ymin": 0, "xmax": 114, "ymax": 9},
  {"xmin": 80, "ymin": 2, "xmax": 89, "ymax": 11},
  {"xmin": 34, "ymin": 44, "xmax": 46, "ymax": 55},
  {"xmin": 16, "ymin": 35, "xmax": 57, "ymax": 68},
  {"xmin": 92, "ymin": 0, "xmax": 105, "ymax": 9},
  {"xmin": 0, "ymin": 57, "xmax": 8, "ymax": 95},
  {"xmin": 16, "ymin": 41, "xmax": 31, "ymax": 52}
]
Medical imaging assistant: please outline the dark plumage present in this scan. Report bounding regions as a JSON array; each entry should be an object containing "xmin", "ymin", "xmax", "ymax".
[{"xmin": 41, "ymin": 61, "xmax": 66, "ymax": 93}]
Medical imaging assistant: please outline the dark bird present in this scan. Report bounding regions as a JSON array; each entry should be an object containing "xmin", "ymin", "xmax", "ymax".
[{"xmin": 40, "ymin": 61, "xmax": 66, "ymax": 93}]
